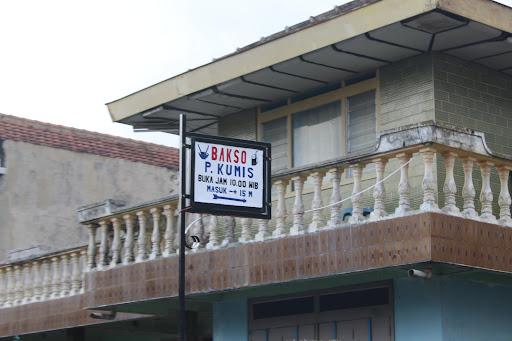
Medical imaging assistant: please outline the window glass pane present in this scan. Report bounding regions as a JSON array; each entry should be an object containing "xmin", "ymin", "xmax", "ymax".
[
  {"xmin": 292, "ymin": 101, "xmax": 341, "ymax": 167},
  {"xmin": 262, "ymin": 117, "xmax": 288, "ymax": 172},
  {"xmin": 348, "ymin": 90, "xmax": 376, "ymax": 154}
]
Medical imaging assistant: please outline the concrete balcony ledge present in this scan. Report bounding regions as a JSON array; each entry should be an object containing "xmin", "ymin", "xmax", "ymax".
[
  {"xmin": 83, "ymin": 212, "xmax": 512, "ymax": 310},
  {"xmin": 2, "ymin": 211, "xmax": 512, "ymax": 338}
]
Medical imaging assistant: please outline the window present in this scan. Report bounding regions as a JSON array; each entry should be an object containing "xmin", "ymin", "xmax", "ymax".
[
  {"xmin": 258, "ymin": 77, "xmax": 377, "ymax": 172},
  {"xmin": 261, "ymin": 117, "xmax": 287, "ymax": 173},
  {"xmin": 293, "ymin": 101, "xmax": 341, "ymax": 167},
  {"xmin": 348, "ymin": 90, "xmax": 376, "ymax": 154},
  {"xmin": 249, "ymin": 286, "xmax": 393, "ymax": 341}
]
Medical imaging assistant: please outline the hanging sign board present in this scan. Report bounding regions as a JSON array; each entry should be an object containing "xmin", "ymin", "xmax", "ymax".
[{"xmin": 189, "ymin": 134, "xmax": 271, "ymax": 219}]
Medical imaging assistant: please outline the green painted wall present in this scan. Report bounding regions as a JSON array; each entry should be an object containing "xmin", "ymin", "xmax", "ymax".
[
  {"xmin": 395, "ymin": 277, "xmax": 512, "ymax": 341},
  {"xmin": 213, "ymin": 297, "xmax": 248, "ymax": 341}
]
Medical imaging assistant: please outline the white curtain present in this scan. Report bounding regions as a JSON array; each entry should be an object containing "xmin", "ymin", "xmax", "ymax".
[{"xmin": 293, "ymin": 101, "xmax": 341, "ymax": 167}]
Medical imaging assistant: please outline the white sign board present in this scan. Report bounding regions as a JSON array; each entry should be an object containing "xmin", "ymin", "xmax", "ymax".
[{"xmin": 189, "ymin": 135, "xmax": 271, "ymax": 219}]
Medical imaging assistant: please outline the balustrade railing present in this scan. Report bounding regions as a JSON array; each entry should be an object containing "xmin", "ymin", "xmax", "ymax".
[
  {"xmin": 0, "ymin": 246, "xmax": 86, "ymax": 309},
  {"xmin": 2, "ymin": 123, "xmax": 512, "ymax": 309}
]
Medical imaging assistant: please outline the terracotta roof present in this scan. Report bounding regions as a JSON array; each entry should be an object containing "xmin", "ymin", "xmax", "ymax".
[{"xmin": 0, "ymin": 114, "xmax": 179, "ymax": 169}]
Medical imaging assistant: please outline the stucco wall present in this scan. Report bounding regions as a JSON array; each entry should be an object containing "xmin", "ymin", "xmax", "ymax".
[{"xmin": 0, "ymin": 140, "xmax": 177, "ymax": 261}]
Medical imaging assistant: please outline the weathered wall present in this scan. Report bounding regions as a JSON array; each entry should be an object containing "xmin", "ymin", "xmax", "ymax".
[{"xmin": 0, "ymin": 140, "xmax": 177, "ymax": 261}]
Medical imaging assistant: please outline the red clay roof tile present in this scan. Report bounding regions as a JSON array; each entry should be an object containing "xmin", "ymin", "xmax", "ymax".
[{"xmin": 0, "ymin": 114, "xmax": 178, "ymax": 169}]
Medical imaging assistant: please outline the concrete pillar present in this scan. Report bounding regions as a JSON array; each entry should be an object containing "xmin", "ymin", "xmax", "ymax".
[
  {"xmin": 213, "ymin": 297, "xmax": 248, "ymax": 341},
  {"xmin": 394, "ymin": 277, "xmax": 442, "ymax": 341}
]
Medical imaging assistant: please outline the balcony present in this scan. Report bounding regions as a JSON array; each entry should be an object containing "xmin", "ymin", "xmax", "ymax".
[{"xmin": 2, "ymin": 122, "xmax": 512, "ymax": 336}]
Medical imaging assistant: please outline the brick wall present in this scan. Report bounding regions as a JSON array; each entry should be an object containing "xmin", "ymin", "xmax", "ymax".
[
  {"xmin": 379, "ymin": 53, "xmax": 434, "ymax": 132},
  {"xmin": 433, "ymin": 53, "xmax": 512, "ymax": 214},
  {"xmin": 433, "ymin": 53, "xmax": 512, "ymax": 155}
]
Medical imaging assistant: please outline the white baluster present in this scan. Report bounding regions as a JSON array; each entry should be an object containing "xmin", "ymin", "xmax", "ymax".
[
  {"xmin": 174, "ymin": 209, "xmax": 181, "ymax": 252},
  {"xmin": 442, "ymin": 152, "xmax": 461, "ymax": 216},
  {"xmin": 395, "ymin": 153, "xmax": 412, "ymax": 216},
  {"xmin": 50, "ymin": 257, "xmax": 61, "ymax": 299},
  {"xmin": 86, "ymin": 224, "xmax": 97, "ymax": 271},
  {"xmin": 110, "ymin": 217, "xmax": 121, "ymax": 267},
  {"xmin": 70, "ymin": 252, "xmax": 81, "ymax": 295},
  {"xmin": 206, "ymin": 215, "xmax": 219, "ymax": 250},
  {"xmin": 150, "ymin": 207, "xmax": 162, "ymax": 259},
  {"xmin": 462, "ymin": 157, "xmax": 477, "ymax": 218},
  {"xmin": 273, "ymin": 179, "xmax": 289, "ymax": 238},
  {"xmin": 328, "ymin": 168, "xmax": 342, "ymax": 228},
  {"xmin": 162, "ymin": 205, "xmax": 176, "ymax": 256},
  {"xmin": 370, "ymin": 158, "xmax": 387, "ymax": 220},
  {"xmin": 420, "ymin": 148, "xmax": 439, "ymax": 212},
  {"xmin": 80, "ymin": 250, "xmax": 87, "ymax": 293},
  {"xmin": 479, "ymin": 161, "xmax": 496, "ymax": 223},
  {"xmin": 239, "ymin": 218, "xmax": 252, "ymax": 243},
  {"xmin": 308, "ymin": 171, "xmax": 325, "ymax": 232},
  {"xmin": 22, "ymin": 263, "xmax": 32, "ymax": 304},
  {"xmin": 4, "ymin": 266, "xmax": 13, "ymax": 307},
  {"xmin": 32, "ymin": 261, "xmax": 42, "ymax": 302},
  {"xmin": 123, "ymin": 214, "xmax": 135, "ymax": 264},
  {"xmin": 136, "ymin": 211, "xmax": 148, "ymax": 262},
  {"xmin": 221, "ymin": 216, "xmax": 236, "ymax": 246},
  {"xmin": 349, "ymin": 164, "xmax": 365, "ymax": 223},
  {"xmin": 98, "ymin": 220, "xmax": 109, "ymax": 270},
  {"xmin": 194, "ymin": 214, "xmax": 206, "ymax": 250},
  {"xmin": 255, "ymin": 219, "xmax": 269, "ymax": 241},
  {"xmin": 0, "ymin": 268, "xmax": 5, "ymax": 307},
  {"xmin": 497, "ymin": 166, "xmax": 512, "ymax": 226},
  {"xmin": 60, "ymin": 255, "xmax": 71, "ymax": 297},
  {"xmin": 41, "ymin": 260, "xmax": 52, "ymax": 300},
  {"xmin": 290, "ymin": 176, "xmax": 306, "ymax": 235},
  {"xmin": 14, "ymin": 265, "xmax": 23, "ymax": 305}
]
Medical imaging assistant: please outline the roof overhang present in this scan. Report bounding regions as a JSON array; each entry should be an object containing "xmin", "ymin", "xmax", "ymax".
[{"xmin": 107, "ymin": 0, "xmax": 512, "ymax": 134}]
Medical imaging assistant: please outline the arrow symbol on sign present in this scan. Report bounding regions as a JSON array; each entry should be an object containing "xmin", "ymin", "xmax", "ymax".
[{"xmin": 213, "ymin": 194, "xmax": 247, "ymax": 203}]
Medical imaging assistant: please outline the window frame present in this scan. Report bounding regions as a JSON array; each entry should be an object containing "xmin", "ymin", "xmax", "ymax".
[
  {"xmin": 257, "ymin": 75, "xmax": 379, "ymax": 171},
  {"xmin": 248, "ymin": 281, "xmax": 393, "ymax": 337}
]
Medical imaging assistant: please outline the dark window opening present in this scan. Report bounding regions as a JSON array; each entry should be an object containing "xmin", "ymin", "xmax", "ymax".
[
  {"xmin": 319, "ymin": 287, "xmax": 389, "ymax": 312},
  {"xmin": 253, "ymin": 296, "xmax": 314, "ymax": 319}
]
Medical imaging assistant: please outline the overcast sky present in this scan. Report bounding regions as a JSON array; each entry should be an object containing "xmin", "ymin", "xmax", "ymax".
[{"xmin": 0, "ymin": 0, "xmax": 510, "ymax": 147}]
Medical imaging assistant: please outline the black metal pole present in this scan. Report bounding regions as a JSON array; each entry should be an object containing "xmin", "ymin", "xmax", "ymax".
[{"xmin": 179, "ymin": 114, "xmax": 187, "ymax": 341}]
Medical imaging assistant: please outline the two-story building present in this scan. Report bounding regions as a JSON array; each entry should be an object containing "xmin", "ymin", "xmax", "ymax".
[{"xmin": 1, "ymin": 0, "xmax": 512, "ymax": 340}]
